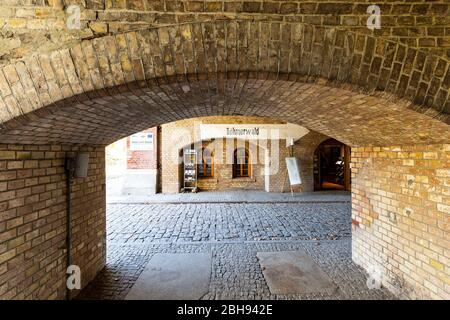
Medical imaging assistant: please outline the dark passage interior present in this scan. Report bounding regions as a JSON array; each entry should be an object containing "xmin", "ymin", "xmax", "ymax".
[{"xmin": 314, "ymin": 139, "xmax": 351, "ymax": 191}]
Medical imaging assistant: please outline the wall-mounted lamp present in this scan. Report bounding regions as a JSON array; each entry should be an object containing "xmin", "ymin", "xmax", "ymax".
[
  {"xmin": 66, "ymin": 152, "xmax": 90, "ymax": 179},
  {"xmin": 74, "ymin": 153, "xmax": 90, "ymax": 178}
]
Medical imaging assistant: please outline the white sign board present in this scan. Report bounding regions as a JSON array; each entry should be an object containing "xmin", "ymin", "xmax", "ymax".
[
  {"xmin": 130, "ymin": 133, "xmax": 154, "ymax": 151},
  {"xmin": 200, "ymin": 124, "xmax": 309, "ymax": 143},
  {"xmin": 285, "ymin": 157, "xmax": 302, "ymax": 185}
]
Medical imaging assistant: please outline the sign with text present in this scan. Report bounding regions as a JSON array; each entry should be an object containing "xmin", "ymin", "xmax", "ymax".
[
  {"xmin": 200, "ymin": 124, "xmax": 309, "ymax": 143},
  {"xmin": 130, "ymin": 133, "xmax": 154, "ymax": 151}
]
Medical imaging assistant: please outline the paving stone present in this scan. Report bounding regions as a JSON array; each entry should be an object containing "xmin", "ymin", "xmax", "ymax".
[
  {"xmin": 106, "ymin": 202, "xmax": 351, "ymax": 244},
  {"xmin": 77, "ymin": 201, "xmax": 395, "ymax": 300}
]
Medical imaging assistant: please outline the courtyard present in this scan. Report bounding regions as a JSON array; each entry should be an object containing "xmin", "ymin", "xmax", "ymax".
[{"xmin": 77, "ymin": 192, "xmax": 395, "ymax": 300}]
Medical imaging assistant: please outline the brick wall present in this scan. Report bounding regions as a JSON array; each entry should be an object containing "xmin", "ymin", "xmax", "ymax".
[
  {"xmin": 0, "ymin": 144, "xmax": 106, "ymax": 299},
  {"xmin": 126, "ymin": 127, "xmax": 157, "ymax": 170},
  {"xmin": 195, "ymin": 139, "xmax": 265, "ymax": 192},
  {"xmin": 1, "ymin": 20, "xmax": 449, "ymax": 146},
  {"xmin": 160, "ymin": 116, "xmax": 283, "ymax": 193},
  {"xmin": 352, "ymin": 144, "xmax": 449, "ymax": 299},
  {"xmin": 1, "ymin": 0, "xmax": 449, "ymax": 63},
  {"xmin": 161, "ymin": 130, "xmax": 268, "ymax": 193},
  {"xmin": 268, "ymin": 131, "xmax": 330, "ymax": 193},
  {"xmin": 160, "ymin": 116, "xmax": 332, "ymax": 193}
]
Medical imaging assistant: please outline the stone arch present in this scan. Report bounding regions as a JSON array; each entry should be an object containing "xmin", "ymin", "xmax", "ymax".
[
  {"xmin": 0, "ymin": 21, "xmax": 448, "ymax": 147},
  {"xmin": 0, "ymin": 20, "xmax": 449, "ymax": 300},
  {"xmin": 313, "ymin": 138, "xmax": 351, "ymax": 191}
]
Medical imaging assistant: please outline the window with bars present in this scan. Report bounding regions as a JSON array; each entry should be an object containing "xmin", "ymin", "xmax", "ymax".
[
  {"xmin": 198, "ymin": 147, "xmax": 214, "ymax": 178},
  {"xmin": 233, "ymin": 148, "xmax": 250, "ymax": 178}
]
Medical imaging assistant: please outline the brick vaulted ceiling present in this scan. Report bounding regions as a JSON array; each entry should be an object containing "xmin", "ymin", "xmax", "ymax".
[
  {"xmin": 0, "ymin": 20, "xmax": 449, "ymax": 146},
  {"xmin": 1, "ymin": 1, "xmax": 450, "ymax": 61}
]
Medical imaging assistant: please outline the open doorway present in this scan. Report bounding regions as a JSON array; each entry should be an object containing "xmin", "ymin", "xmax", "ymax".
[{"xmin": 313, "ymin": 139, "xmax": 351, "ymax": 191}]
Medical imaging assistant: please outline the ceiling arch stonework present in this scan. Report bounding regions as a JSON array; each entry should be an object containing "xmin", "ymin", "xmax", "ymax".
[{"xmin": 0, "ymin": 21, "xmax": 448, "ymax": 146}]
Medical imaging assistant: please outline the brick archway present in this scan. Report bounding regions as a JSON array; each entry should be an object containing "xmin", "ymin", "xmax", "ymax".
[
  {"xmin": 0, "ymin": 21, "xmax": 449, "ymax": 146},
  {"xmin": 0, "ymin": 21, "xmax": 449, "ymax": 300}
]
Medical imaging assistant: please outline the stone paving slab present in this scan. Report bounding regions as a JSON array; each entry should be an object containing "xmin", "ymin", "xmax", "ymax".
[
  {"xmin": 76, "ymin": 198, "xmax": 397, "ymax": 300},
  {"xmin": 257, "ymin": 251, "xmax": 337, "ymax": 295},
  {"xmin": 125, "ymin": 253, "xmax": 211, "ymax": 300},
  {"xmin": 77, "ymin": 241, "xmax": 397, "ymax": 300}
]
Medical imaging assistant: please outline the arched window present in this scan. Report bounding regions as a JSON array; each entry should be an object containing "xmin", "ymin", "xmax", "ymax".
[
  {"xmin": 233, "ymin": 148, "xmax": 250, "ymax": 178},
  {"xmin": 198, "ymin": 147, "xmax": 214, "ymax": 178}
]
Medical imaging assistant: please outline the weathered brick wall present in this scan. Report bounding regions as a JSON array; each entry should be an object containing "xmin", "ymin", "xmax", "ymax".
[
  {"xmin": 0, "ymin": 1, "xmax": 447, "ymax": 301},
  {"xmin": 266, "ymin": 139, "xmax": 289, "ymax": 193},
  {"xmin": 1, "ymin": 19, "xmax": 449, "ymax": 147},
  {"xmin": 160, "ymin": 117, "xmax": 272, "ymax": 193},
  {"xmin": 0, "ymin": 144, "xmax": 106, "ymax": 299},
  {"xmin": 160, "ymin": 118, "xmax": 196, "ymax": 193},
  {"xmin": 352, "ymin": 144, "xmax": 449, "ymax": 299},
  {"xmin": 1, "ymin": 0, "xmax": 449, "ymax": 64},
  {"xmin": 294, "ymin": 131, "xmax": 330, "ymax": 192},
  {"xmin": 195, "ymin": 139, "xmax": 265, "ymax": 192},
  {"xmin": 160, "ymin": 116, "xmax": 283, "ymax": 193},
  {"xmin": 267, "ymin": 131, "xmax": 331, "ymax": 192},
  {"xmin": 160, "ymin": 116, "xmax": 331, "ymax": 193},
  {"xmin": 126, "ymin": 127, "xmax": 157, "ymax": 170}
]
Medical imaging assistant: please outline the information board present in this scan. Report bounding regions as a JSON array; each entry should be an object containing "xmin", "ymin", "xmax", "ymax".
[
  {"xmin": 130, "ymin": 132, "xmax": 154, "ymax": 151},
  {"xmin": 285, "ymin": 157, "xmax": 302, "ymax": 185}
]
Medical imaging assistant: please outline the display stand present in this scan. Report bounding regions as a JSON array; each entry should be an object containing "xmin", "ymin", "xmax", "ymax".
[
  {"xmin": 183, "ymin": 149, "xmax": 197, "ymax": 192},
  {"xmin": 282, "ymin": 143, "xmax": 302, "ymax": 196}
]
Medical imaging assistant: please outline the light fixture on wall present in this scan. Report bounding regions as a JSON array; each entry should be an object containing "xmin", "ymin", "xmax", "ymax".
[{"xmin": 66, "ymin": 152, "xmax": 90, "ymax": 179}]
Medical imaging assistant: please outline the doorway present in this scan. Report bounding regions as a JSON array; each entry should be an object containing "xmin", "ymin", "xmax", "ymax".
[{"xmin": 313, "ymin": 139, "xmax": 351, "ymax": 191}]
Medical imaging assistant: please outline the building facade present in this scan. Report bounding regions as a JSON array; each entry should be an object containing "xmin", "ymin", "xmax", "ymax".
[{"xmin": 115, "ymin": 116, "xmax": 351, "ymax": 195}]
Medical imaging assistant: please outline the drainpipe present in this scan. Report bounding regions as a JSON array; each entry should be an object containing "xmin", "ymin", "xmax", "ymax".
[
  {"xmin": 65, "ymin": 156, "xmax": 76, "ymax": 300},
  {"xmin": 64, "ymin": 152, "xmax": 89, "ymax": 300}
]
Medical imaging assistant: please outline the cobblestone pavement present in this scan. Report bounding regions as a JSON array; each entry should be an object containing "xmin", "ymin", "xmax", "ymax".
[
  {"xmin": 78, "ymin": 199, "xmax": 396, "ymax": 300},
  {"xmin": 107, "ymin": 190, "xmax": 350, "ymax": 204},
  {"xmin": 107, "ymin": 203, "xmax": 351, "ymax": 243}
]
